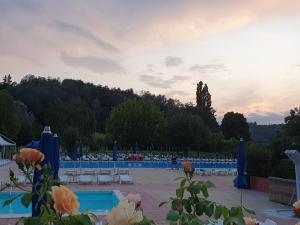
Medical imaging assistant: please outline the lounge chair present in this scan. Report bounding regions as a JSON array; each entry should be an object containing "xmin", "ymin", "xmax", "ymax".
[
  {"xmin": 97, "ymin": 175, "xmax": 112, "ymax": 184},
  {"xmin": 79, "ymin": 175, "xmax": 93, "ymax": 184},
  {"xmin": 98, "ymin": 169, "xmax": 111, "ymax": 175},
  {"xmin": 16, "ymin": 175, "xmax": 26, "ymax": 185},
  {"xmin": 264, "ymin": 219, "xmax": 277, "ymax": 225},
  {"xmin": 119, "ymin": 175, "xmax": 133, "ymax": 184},
  {"xmin": 59, "ymin": 175, "xmax": 69, "ymax": 184}
]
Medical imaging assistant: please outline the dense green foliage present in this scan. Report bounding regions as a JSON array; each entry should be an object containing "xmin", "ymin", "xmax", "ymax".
[
  {"xmin": 221, "ymin": 112, "xmax": 250, "ymax": 141},
  {"xmin": 106, "ymin": 99, "xmax": 165, "ymax": 148},
  {"xmin": 246, "ymin": 143, "xmax": 271, "ymax": 178},
  {"xmin": 0, "ymin": 89, "xmax": 20, "ymax": 139},
  {"xmin": 0, "ymin": 75, "xmax": 220, "ymax": 153}
]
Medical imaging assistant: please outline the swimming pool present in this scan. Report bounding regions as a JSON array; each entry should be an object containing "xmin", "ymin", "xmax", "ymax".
[
  {"xmin": 0, "ymin": 191, "xmax": 121, "ymax": 217},
  {"xmin": 60, "ymin": 161, "xmax": 237, "ymax": 169}
]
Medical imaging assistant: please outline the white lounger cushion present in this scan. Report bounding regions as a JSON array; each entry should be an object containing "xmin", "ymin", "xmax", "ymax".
[
  {"xmin": 119, "ymin": 175, "xmax": 133, "ymax": 184},
  {"xmin": 97, "ymin": 175, "xmax": 112, "ymax": 184},
  {"xmin": 59, "ymin": 175, "xmax": 69, "ymax": 183},
  {"xmin": 79, "ymin": 175, "xmax": 93, "ymax": 183}
]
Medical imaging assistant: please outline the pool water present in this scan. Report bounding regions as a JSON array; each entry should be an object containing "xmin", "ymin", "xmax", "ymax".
[
  {"xmin": 60, "ymin": 161, "xmax": 237, "ymax": 169},
  {"xmin": 0, "ymin": 191, "xmax": 120, "ymax": 216}
]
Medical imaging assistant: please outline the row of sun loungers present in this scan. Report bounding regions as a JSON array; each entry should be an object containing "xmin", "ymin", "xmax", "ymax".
[
  {"xmin": 0, "ymin": 159, "xmax": 11, "ymax": 167},
  {"xmin": 59, "ymin": 169, "xmax": 134, "ymax": 185},
  {"xmin": 195, "ymin": 168, "xmax": 237, "ymax": 176}
]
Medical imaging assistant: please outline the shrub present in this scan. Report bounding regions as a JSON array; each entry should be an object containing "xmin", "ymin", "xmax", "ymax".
[
  {"xmin": 272, "ymin": 159, "xmax": 295, "ymax": 180},
  {"xmin": 246, "ymin": 144, "xmax": 271, "ymax": 178}
]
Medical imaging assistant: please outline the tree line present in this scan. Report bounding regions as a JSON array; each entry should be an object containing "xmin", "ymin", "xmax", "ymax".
[{"xmin": 1, "ymin": 75, "xmax": 251, "ymax": 156}]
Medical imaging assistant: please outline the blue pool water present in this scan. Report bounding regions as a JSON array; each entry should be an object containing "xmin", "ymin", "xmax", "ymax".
[
  {"xmin": 60, "ymin": 161, "xmax": 237, "ymax": 169},
  {"xmin": 0, "ymin": 191, "xmax": 119, "ymax": 215}
]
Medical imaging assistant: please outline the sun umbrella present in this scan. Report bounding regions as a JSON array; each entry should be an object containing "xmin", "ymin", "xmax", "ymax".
[
  {"xmin": 73, "ymin": 144, "xmax": 78, "ymax": 161},
  {"xmin": 32, "ymin": 126, "xmax": 53, "ymax": 217},
  {"xmin": 133, "ymin": 142, "xmax": 139, "ymax": 154},
  {"xmin": 112, "ymin": 141, "xmax": 117, "ymax": 161},
  {"xmin": 52, "ymin": 133, "xmax": 59, "ymax": 180},
  {"xmin": 233, "ymin": 138, "xmax": 249, "ymax": 206}
]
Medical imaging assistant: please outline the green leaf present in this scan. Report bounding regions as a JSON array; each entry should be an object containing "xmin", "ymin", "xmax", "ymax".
[
  {"xmin": 159, "ymin": 201, "xmax": 169, "ymax": 207},
  {"xmin": 23, "ymin": 217, "xmax": 42, "ymax": 225},
  {"xmin": 224, "ymin": 216, "xmax": 245, "ymax": 225},
  {"xmin": 180, "ymin": 179, "xmax": 186, "ymax": 188},
  {"xmin": 195, "ymin": 202, "xmax": 204, "ymax": 216},
  {"xmin": 204, "ymin": 180, "xmax": 215, "ymax": 188},
  {"xmin": 40, "ymin": 205, "xmax": 55, "ymax": 224},
  {"xmin": 2, "ymin": 194, "xmax": 21, "ymax": 208},
  {"xmin": 174, "ymin": 176, "xmax": 185, "ymax": 181},
  {"xmin": 222, "ymin": 206, "xmax": 229, "ymax": 218},
  {"xmin": 176, "ymin": 188, "xmax": 184, "ymax": 199},
  {"xmin": 166, "ymin": 210, "xmax": 180, "ymax": 221},
  {"xmin": 190, "ymin": 217, "xmax": 205, "ymax": 225},
  {"xmin": 214, "ymin": 205, "xmax": 222, "ymax": 219},
  {"xmin": 229, "ymin": 207, "xmax": 243, "ymax": 217},
  {"xmin": 21, "ymin": 193, "xmax": 32, "ymax": 208},
  {"xmin": 171, "ymin": 199, "xmax": 181, "ymax": 211},
  {"xmin": 182, "ymin": 199, "xmax": 192, "ymax": 213},
  {"xmin": 204, "ymin": 202, "xmax": 214, "ymax": 217},
  {"xmin": 201, "ymin": 185, "xmax": 209, "ymax": 198},
  {"xmin": 242, "ymin": 206, "xmax": 256, "ymax": 215}
]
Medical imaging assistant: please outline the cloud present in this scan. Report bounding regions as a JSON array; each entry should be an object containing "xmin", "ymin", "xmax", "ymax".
[
  {"xmin": 189, "ymin": 64, "xmax": 226, "ymax": 73},
  {"xmin": 140, "ymin": 74, "xmax": 190, "ymax": 89},
  {"xmin": 53, "ymin": 20, "xmax": 118, "ymax": 53},
  {"xmin": 60, "ymin": 53, "xmax": 124, "ymax": 74},
  {"xmin": 165, "ymin": 56, "xmax": 183, "ymax": 67},
  {"xmin": 247, "ymin": 112, "xmax": 288, "ymax": 124},
  {"xmin": 165, "ymin": 90, "xmax": 189, "ymax": 97}
]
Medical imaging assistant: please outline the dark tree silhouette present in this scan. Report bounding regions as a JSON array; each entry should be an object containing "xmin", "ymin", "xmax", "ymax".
[
  {"xmin": 221, "ymin": 112, "xmax": 250, "ymax": 140},
  {"xmin": 196, "ymin": 81, "xmax": 212, "ymax": 109}
]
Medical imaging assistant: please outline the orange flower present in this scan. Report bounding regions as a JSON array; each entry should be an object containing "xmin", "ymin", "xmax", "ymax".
[
  {"xmin": 52, "ymin": 185, "xmax": 80, "ymax": 215},
  {"xmin": 182, "ymin": 161, "xmax": 192, "ymax": 172},
  {"xmin": 19, "ymin": 148, "xmax": 44, "ymax": 165},
  {"xmin": 14, "ymin": 148, "xmax": 44, "ymax": 170}
]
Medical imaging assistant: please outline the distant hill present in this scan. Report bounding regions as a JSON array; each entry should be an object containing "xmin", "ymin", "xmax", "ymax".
[{"xmin": 249, "ymin": 122, "xmax": 283, "ymax": 143}]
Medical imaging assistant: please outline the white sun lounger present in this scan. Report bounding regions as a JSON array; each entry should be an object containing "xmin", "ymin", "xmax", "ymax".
[
  {"xmin": 79, "ymin": 175, "xmax": 93, "ymax": 184},
  {"xmin": 119, "ymin": 175, "xmax": 133, "ymax": 184},
  {"xmin": 16, "ymin": 175, "xmax": 26, "ymax": 185},
  {"xmin": 59, "ymin": 175, "xmax": 69, "ymax": 184},
  {"xmin": 97, "ymin": 175, "xmax": 112, "ymax": 184}
]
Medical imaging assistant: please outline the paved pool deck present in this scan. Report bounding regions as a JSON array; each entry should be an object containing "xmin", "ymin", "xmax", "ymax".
[{"xmin": 0, "ymin": 164, "xmax": 299, "ymax": 225}]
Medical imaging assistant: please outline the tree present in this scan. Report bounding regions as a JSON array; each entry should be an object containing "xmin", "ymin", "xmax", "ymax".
[
  {"xmin": 62, "ymin": 127, "xmax": 79, "ymax": 157},
  {"xmin": 1, "ymin": 74, "xmax": 16, "ymax": 87},
  {"xmin": 195, "ymin": 81, "xmax": 218, "ymax": 130},
  {"xmin": 15, "ymin": 101, "xmax": 35, "ymax": 145},
  {"xmin": 0, "ymin": 90, "xmax": 20, "ymax": 139},
  {"xmin": 167, "ymin": 112, "xmax": 210, "ymax": 156},
  {"xmin": 285, "ymin": 107, "xmax": 300, "ymax": 138},
  {"xmin": 221, "ymin": 112, "xmax": 250, "ymax": 140},
  {"xmin": 106, "ymin": 99, "xmax": 165, "ymax": 147},
  {"xmin": 196, "ymin": 81, "xmax": 212, "ymax": 109}
]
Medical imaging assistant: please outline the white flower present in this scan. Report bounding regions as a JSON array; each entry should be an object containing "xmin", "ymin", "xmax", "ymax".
[
  {"xmin": 106, "ymin": 199, "xmax": 143, "ymax": 225},
  {"xmin": 294, "ymin": 200, "xmax": 300, "ymax": 209}
]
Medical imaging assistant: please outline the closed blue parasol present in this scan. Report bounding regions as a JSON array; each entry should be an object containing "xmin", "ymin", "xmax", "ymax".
[
  {"xmin": 73, "ymin": 144, "xmax": 78, "ymax": 161},
  {"xmin": 133, "ymin": 142, "xmax": 139, "ymax": 154},
  {"xmin": 32, "ymin": 126, "xmax": 53, "ymax": 217},
  {"xmin": 233, "ymin": 138, "xmax": 249, "ymax": 206},
  {"xmin": 52, "ymin": 134, "xmax": 59, "ymax": 180},
  {"xmin": 112, "ymin": 141, "xmax": 117, "ymax": 161}
]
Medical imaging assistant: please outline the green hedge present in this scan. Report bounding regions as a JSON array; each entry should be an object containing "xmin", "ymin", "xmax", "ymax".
[
  {"xmin": 246, "ymin": 144, "xmax": 271, "ymax": 178},
  {"xmin": 272, "ymin": 159, "xmax": 295, "ymax": 180}
]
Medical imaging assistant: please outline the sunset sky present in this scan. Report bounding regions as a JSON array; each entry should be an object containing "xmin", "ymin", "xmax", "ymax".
[{"xmin": 1, "ymin": 0, "xmax": 300, "ymax": 124}]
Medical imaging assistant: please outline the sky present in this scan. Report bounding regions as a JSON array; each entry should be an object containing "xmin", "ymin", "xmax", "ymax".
[{"xmin": 1, "ymin": 0, "xmax": 300, "ymax": 124}]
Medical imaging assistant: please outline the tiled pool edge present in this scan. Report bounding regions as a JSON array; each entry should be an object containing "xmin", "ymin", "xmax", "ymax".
[{"xmin": 0, "ymin": 190, "xmax": 123, "ymax": 219}]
